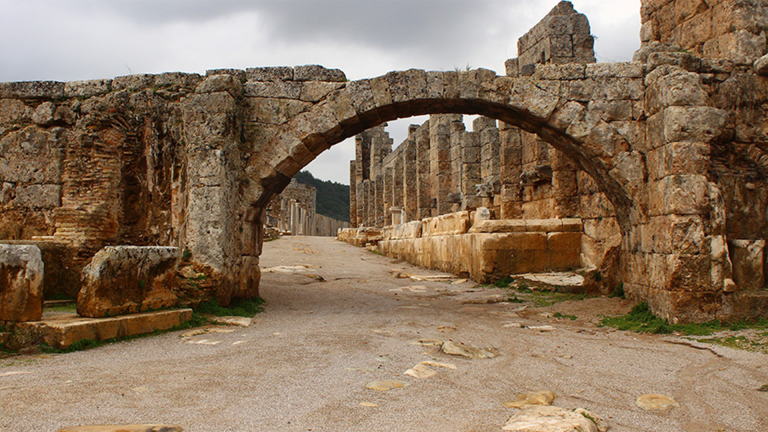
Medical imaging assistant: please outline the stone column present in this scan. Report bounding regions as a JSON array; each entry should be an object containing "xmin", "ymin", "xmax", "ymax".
[
  {"xmin": 403, "ymin": 130, "xmax": 418, "ymax": 222},
  {"xmin": 374, "ymin": 174, "xmax": 384, "ymax": 227},
  {"xmin": 383, "ymin": 166, "xmax": 394, "ymax": 225},
  {"xmin": 449, "ymin": 117, "xmax": 466, "ymax": 212},
  {"xmin": 460, "ymin": 131, "xmax": 481, "ymax": 211},
  {"xmin": 393, "ymin": 152, "xmax": 404, "ymax": 209},
  {"xmin": 416, "ymin": 121, "xmax": 432, "ymax": 220},
  {"xmin": 499, "ymin": 122, "xmax": 523, "ymax": 219},
  {"xmin": 430, "ymin": 115, "xmax": 454, "ymax": 216},
  {"xmin": 349, "ymin": 161, "xmax": 358, "ymax": 228},
  {"xmin": 181, "ymin": 90, "xmax": 241, "ymax": 304},
  {"xmin": 475, "ymin": 117, "xmax": 501, "ymax": 214}
]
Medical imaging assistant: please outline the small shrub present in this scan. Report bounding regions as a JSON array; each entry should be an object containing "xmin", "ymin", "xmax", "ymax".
[
  {"xmin": 494, "ymin": 276, "xmax": 515, "ymax": 288},
  {"xmin": 610, "ymin": 283, "xmax": 625, "ymax": 299},
  {"xmin": 553, "ymin": 312, "xmax": 577, "ymax": 321},
  {"xmin": 182, "ymin": 248, "xmax": 192, "ymax": 260}
]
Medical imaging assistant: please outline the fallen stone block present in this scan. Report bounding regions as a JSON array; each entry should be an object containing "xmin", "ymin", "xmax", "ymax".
[
  {"xmin": 0, "ymin": 244, "xmax": 44, "ymax": 322},
  {"xmin": 78, "ymin": 246, "xmax": 180, "ymax": 318},
  {"xmin": 13, "ymin": 309, "xmax": 193, "ymax": 349},
  {"xmin": 502, "ymin": 406, "xmax": 607, "ymax": 432}
]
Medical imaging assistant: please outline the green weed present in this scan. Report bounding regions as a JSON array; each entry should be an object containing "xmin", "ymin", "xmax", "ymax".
[
  {"xmin": 553, "ymin": 312, "xmax": 577, "ymax": 321},
  {"xmin": 195, "ymin": 297, "xmax": 265, "ymax": 317},
  {"xmin": 494, "ymin": 276, "xmax": 515, "ymax": 288}
]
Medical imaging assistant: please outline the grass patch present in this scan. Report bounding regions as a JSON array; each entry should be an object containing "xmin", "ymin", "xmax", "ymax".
[
  {"xmin": 759, "ymin": 384, "xmax": 768, "ymax": 392},
  {"xmin": 493, "ymin": 276, "xmax": 515, "ymax": 288},
  {"xmin": 601, "ymin": 303, "xmax": 768, "ymax": 337},
  {"xmin": 599, "ymin": 303, "xmax": 672, "ymax": 334},
  {"xmin": 44, "ymin": 303, "xmax": 77, "ymax": 313},
  {"xmin": 195, "ymin": 297, "xmax": 265, "ymax": 317},
  {"xmin": 553, "ymin": 312, "xmax": 577, "ymax": 321},
  {"xmin": 507, "ymin": 296, "xmax": 525, "ymax": 303}
]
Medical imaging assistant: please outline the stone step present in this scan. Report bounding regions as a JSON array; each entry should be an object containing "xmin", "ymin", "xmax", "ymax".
[{"xmin": 13, "ymin": 309, "xmax": 193, "ymax": 349}]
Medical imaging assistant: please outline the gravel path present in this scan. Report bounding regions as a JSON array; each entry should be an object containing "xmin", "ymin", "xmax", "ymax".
[{"xmin": 2, "ymin": 236, "xmax": 767, "ymax": 432}]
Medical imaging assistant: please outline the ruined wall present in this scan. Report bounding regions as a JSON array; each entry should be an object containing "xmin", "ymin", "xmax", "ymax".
[
  {"xmin": 2, "ymin": 1, "xmax": 768, "ymax": 324},
  {"xmin": 638, "ymin": 0, "xmax": 768, "ymax": 65},
  {"xmin": 349, "ymin": 2, "xmax": 619, "ymax": 272}
]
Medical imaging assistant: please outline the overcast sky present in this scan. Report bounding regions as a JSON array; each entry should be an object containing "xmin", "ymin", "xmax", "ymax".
[{"xmin": 0, "ymin": 0, "xmax": 642, "ymax": 185}]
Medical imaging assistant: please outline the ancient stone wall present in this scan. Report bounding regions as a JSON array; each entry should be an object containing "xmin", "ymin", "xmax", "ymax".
[
  {"xmin": 638, "ymin": 0, "xmax": 768, "ymax": 65},
  {"xmin": 1, "ymin": 1, "xmax": 768, "ymax": 323}
]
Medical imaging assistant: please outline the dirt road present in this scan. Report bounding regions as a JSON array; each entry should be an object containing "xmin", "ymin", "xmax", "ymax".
[{"xmin": 2, "ymin": 236, "xmax": 767, "ymax": 431}]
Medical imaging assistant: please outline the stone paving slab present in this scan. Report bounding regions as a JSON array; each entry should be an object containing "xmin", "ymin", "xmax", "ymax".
[
  {"xmin": 14, "ymin": 309, "xmax": 193, "ymax": 349},
  {"xmin": 59, "ymin": 425, "xmax": 183, "ymax": 432}
]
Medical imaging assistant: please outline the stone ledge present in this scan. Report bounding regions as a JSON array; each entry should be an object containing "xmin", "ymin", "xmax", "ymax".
[{"xmin": 12, "ymin": 309, "xmax": 192, "ymax": 349}]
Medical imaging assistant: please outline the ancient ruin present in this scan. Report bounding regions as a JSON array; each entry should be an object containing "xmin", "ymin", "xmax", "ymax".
[
  {"xmin": 0, "ymin": 0, "xmax": 767, "ymax": 331},
  {"xmin": 266, "ymin": 179, "xmax": 350, "ymax": 237}
]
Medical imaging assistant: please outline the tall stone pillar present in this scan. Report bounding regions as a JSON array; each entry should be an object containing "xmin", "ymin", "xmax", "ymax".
[
  {"xmin": 383, "ymin": 166, "xmax": 394, "ymax": 224},
  {"xmin": 499, "ymin": 122, "xmax": 523, "ymax": 219},
  {"xmin": 181, "ymin": 91, "xmax": 241, "ymax": 304},
  {"xmin": 349, "ymin": 161, "xmax": 358, "ymax": 228},
  {"xmin": 393, "ymin": 152, "xmax": 404, "ymax": 209},
  {"xmin": 449, "ymin": 117, "xmax": 466, "ymax": 212},
  {"xmin": 460, "ymin": 131, "xmax": 481, "ymax": 211},
  {"xmin": 430, "ymin": 115, "xmax": 454, "ymax": 216},
  {"xmin": 403, "ymin": 128, "xmax": 418, "ymax": 222},
  {"xmin": 374, "ymin": 174, "xmax": 384, "ymax": 226},
  {"xmin": 416, "ymin": 121, "xmax": 432, "ymax": 220}
]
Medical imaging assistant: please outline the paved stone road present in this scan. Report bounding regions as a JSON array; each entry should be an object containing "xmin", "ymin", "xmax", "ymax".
[{"xmin": 2, "ymin": 236, "xmax": 767, "ymax": 431}]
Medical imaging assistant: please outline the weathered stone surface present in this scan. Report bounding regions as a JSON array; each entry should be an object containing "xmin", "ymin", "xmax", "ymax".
[
  {"xmin": 77, "ymin": 246, "xmax": 180, "ymax": 318},
  {"xmin": 0, "ymin": 244, "xmax": 43, "ymax": 322},
  {"xmin": 13, "ymin": 309, "xmax": 192, "ymax": 349},
  {"xmin": 441, "ymin": 340, "xmax": 499, "ymax": 359},
  {"xmin": 636, "ymin": 393, "xmax": 679, "ymax": 411},
  {"xmin": 504, "ymin": 390, "xmax": 556, "ymax": 408},
  {"xmin": 294, "ymin": 65, "xmax": 346, "ymax": 82},
  {"xmin": 502, "ymin": 406, "xmax": 608, "ymax": 432},
  {"xmin": 59, "ymin": 424, "xmax": 183, "ymax": 432},
  {"xmin": 729, "ymin": 239, "xmax": 765, "ymax": 291},
  {"xmin": 755, "ymin": 54, "xmax": 768, "ymax": 76},
  {"xmin": 365, "ymin": 380, "xmax": 409, "ymax": 391}
]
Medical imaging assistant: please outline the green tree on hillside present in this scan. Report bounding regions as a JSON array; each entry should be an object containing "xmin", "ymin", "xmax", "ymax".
[{"xmin": 294, "ymin": 171, "xmax": 350, "ymax": 222}]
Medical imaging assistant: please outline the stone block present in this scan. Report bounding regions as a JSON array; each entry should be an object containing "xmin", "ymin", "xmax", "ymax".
[
  {"xmin": 661, "ymin": 106, "xmax": 728, "ymax": 143},
  {"xmin": 299, "ymin": 81, "xmax": 345, "ymax": 102},
  {"xmin": 716, "ymin": 30, "xmax": 767, "ymax": 65},
  {"xmin": 14, "ymin": 184, "xmax": 61, "ymax": 209},
  {"xmin": 505, "ymin": 58, "xmax": 519, "ymax": 77},
  {"xmin": 649, "ymin": 175, "xmax": 710, "ymax": 216},
  {"xmin": 247, "ymin": 97, "xmax": 311, "ymax": 125},
  {"xmin": 63, "ymin": 79, "xmax": 112, "ymax": 98},
  {"xmin": 586, "ymin": 62, "xmax": 644, "ymax": 79},
  {"xmin": 548, "ymin": 232, "xmax": 582, "ymax": 270},
  {"xmin": 196, "ymin": 74, "xmax": 242, "ymax": 97},
  {"xmin": 644, "ymin": 66, "xmax": 708, "ymax": 115},
  {"xmin": 32, "ymin": 102, "xmax": 55, "ymax": 126},
  {"xmin": 294, "ymin": 65, "xmax": 346, "ymax": 82},
  {"xmin": 468, "ymin": 219, "xmax": 527, "ymax": 234},
  {"xmin": 0, "ymin": 245, "xmax": 43, "ymax": 322},
  {"xmin": 729, "ymin": 239, "xmax": 765, "ymax": 291},
  {"xmin": 243, "ymin": 81, "xmax": 302, "ymax": 99},
  {"xmin": 0, "ymin": 81, "xmax": 65, "ymax": 99},
  {"xmin": 77, "ymin": 246, "xmax": 180, "ymax": 318},
  {"xmin": 647, "ymin": 141, "xmax": 710, "ymax": 181},
  {"xmin": 246, "ymin": 66, "xmax": 294, "ymax": 82},
  {"xmin": 525, "ymin": 219, "xmax": 563, "ymax": 232}
]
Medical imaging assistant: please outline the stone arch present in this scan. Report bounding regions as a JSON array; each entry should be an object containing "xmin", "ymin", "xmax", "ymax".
[{"xmin": 251, "ymin": 68, "xmax": 642, "ymax": 234}]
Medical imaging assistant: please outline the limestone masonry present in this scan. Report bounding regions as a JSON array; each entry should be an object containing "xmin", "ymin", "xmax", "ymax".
[{"xmin": 1, "ymin": 0, "xmax": 768, "ymax": 324}]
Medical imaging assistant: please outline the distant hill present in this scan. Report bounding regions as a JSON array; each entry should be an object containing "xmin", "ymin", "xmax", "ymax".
[{"xmin": 294, "ymin": 171, "xmax": 350, "ymax": 222}]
